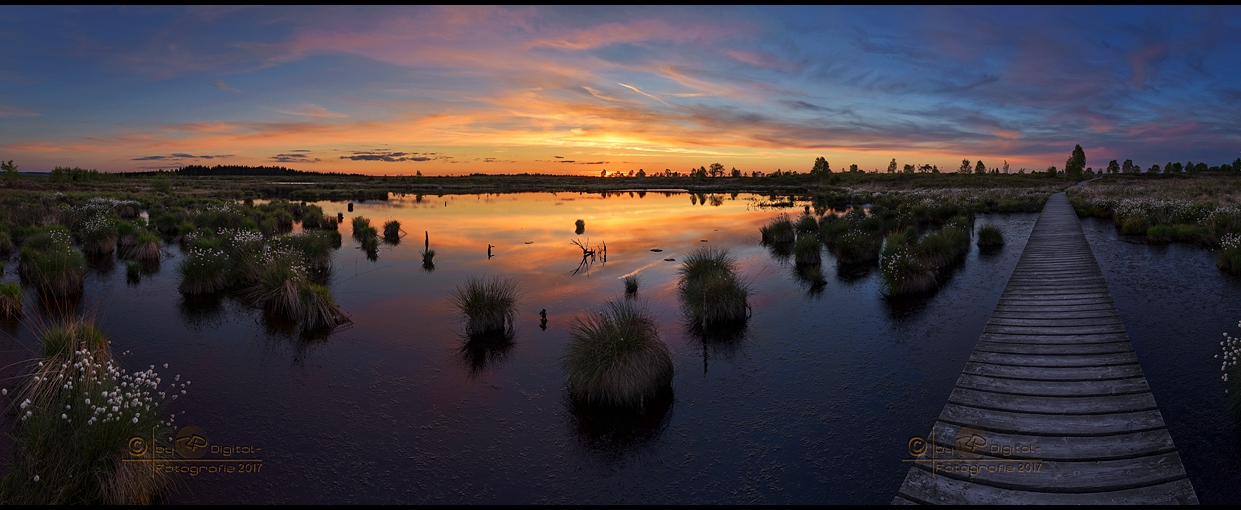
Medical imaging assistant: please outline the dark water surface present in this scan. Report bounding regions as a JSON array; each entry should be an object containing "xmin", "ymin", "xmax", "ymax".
[{"xmin": 8, "ymin": 190, "xmax": 1173, "ymax": 504}]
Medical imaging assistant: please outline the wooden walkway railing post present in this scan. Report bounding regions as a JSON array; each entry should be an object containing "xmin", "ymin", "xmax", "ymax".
[{"xmin": 893, "ymin": 192, "xmax": 1197, "ymax": 505}]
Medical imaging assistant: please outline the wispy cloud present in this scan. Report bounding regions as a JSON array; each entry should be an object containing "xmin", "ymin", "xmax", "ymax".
[
  {"xmin": 212, "ymin": 79, "xmax": 242, "ymax": 94},
  {"xmin": 132, "ymin": 153, "xmax": 233, "ymax": 161},
  {"xmin": 0, "ymin": 104, "xmax": 40, "ymax": 117}
]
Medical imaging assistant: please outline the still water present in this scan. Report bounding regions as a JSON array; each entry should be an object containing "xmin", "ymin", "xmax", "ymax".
[{"xmin": 2, "ymin": 191, "xmax": 1231, "ymax": 503}]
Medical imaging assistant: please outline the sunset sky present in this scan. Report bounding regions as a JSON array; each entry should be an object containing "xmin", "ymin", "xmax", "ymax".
[{"xmin": 1, "ymin": 6, "xmax": 1239, "ymax": 176}]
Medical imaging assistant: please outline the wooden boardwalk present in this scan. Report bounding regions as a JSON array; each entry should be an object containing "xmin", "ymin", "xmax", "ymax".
[{"xmin": 893, "ymin": 193, "xmax": 1198, "ymax": 505}]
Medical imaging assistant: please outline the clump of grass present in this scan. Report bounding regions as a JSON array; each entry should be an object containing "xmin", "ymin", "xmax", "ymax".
[
  {"xmin": 831, "ymin": 230, "xmax": 883, "ymax": 265},
  {"xmin": 575, "ymin": 218, "xmax": 586, "ymax": 235},
  {"xmin": 881, "ymin": 246, "xmax": 937, "ymax": 296},
  {"xmin": 976, "ymin": 225, "xmax": 1004, "ymax": 247},
  {"xmin": 1120, "ymin": 217, "xmax": 1149, "ymax": 236},
  {"xmin": 563, "ymin": 299, "xmax": 673, "ymax": 407},
  {"xmin": 18, "ymin": 231, "xmax": 85, "ymax": 298},
  {"xmin": 677, "ymin": 247, "xmax": 750, "ymax": 328},
  {"xmin": 0, "ymin": 282, "xmax": 22, "ymax": 318},
  {"xmin": 1147, "ymin": 224, "xmax": 1209, "ymax": 245},
  {"xmin": 451, "ymin": 275, "xmax": 519, "ymax": 337},
  {"xmin": 421, "ymin": 249, "xmax": 436, "ymax": 271},
  {"xmin": 125, "ymin": 260, "xmax": 141, "ymax": 283},
  {"xmin": 623, "ymin": 274, "xmax": 640, "ymax": 295},
  {"xmin": 1219, "ymin": 234, "xmax": 1241, "ymax": 276},
  {"xmin": 760, "ymin": 213, "xmax": 795, "ymax": 244},
  {"xmin": 0, "ymin": 231, "xmax": 14, "ymax": 256},
  {"xmin": 383, "ymin": 220, "xmax": 401, "ymax": 244},
  {"xmin": 793, "ymin": 234, "xmax": 822, "ymax": 267},
  {"xmin": 0, "ymin": 318, "xmax": 181, "ymax": 504},
  {"xmin": 299, "ymin": 283, "xmax": 350, "ymax": 332},
  {"xmin": 795, "ymin": 213, "xmax": 818, "ymax": 234},
  {"xmin": 916, "ymin": 224, "xmax": 971, "ymax": 269},
  {"xmin": 79, "ymin": 215, "xmax": 117, "ymax": 256},
  {"xmin": 177, "ymin": 246, "xmax": 231, "ymax": 294},
  {"xmin": 123, "ymin": 229, "xmax": 161, "ymax": 267},
  {"xmin": 351, "ymin": 216, "xmax": 371, "ymax": 239}
]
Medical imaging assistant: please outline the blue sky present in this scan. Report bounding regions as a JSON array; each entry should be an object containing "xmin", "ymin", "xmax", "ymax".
[{"xmin": 1, "ymin": 6, "xmax": 1239, "ymax": 175}]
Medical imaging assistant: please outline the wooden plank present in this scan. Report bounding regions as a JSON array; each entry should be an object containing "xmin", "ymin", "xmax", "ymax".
[
  {"xmin": 937, "ymin": 403, "xmax": 1167, "ymax": 435},
  {"xmin": 973, "ymin": 341, "xmax": 1133, "ymax": 356},
  {"xmin": 907, "ymin": 451, "xmax": 1189, "ymax": 493},
  {"xmin": 977, "ymin": 333, "xmax": 1131, "ymax": 345},
  {"xmin": 954, "ymin": 373, "xmax": 1152, "ymax": 398},
  {"xmin": 983, "ymin": 324, "xmax": 1128, "ymax": 336},
  {"xmin": 896, "ymin": 468, "xmax": 1198, "ymax": 505},
  {"xmin": 986, "ymin": 317, "xmax": 1124, "ymax": 327},
  {"xmin": 967, "ymin": 351, "xmax": 1138, "ymax": 368},
  {"xmin": 961, "ymin": 362, "xmax": 1144, "ymax": 381},
  {"xmin": 988, "ymin": 309, "xmax": 1120, "ymax": 319},
  {"xmin": 947, "ymin": 387, "xmax": 1157, "ymax": 414},
  {"xmin": 926, "ymin": 422, "xmax": 1177, "ymax": 462}
]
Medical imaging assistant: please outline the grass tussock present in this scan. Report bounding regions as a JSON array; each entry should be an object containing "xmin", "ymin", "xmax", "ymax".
[
  {"xmin": 451, "ymin": 275, "xmax": 519, "ymax": 337},
  {"xmin": 0, "ymin": 318, "xmax": 179, "ymax": 504},
  {"xmin": 18, "ymin": 231, "xmax": 86, "ymax": 298},
  {"xmin": 760, "ymin": 213, "xmax": 795, "ymax": 244},
  {"xmin": 623, "ymin": 274, "xmax": 639, "ymax": 295},
  {"xmin": 881, "ymin": 246, "xmax": 937, "ymax": 296},
  {"xmin": 123, "ymin": 229, "xmax": 161, "ymax": 266},
  {"xmin": 976, "ymin": 225, "xmax": 1004, "ymax": 247},
  {"xmin": 0, "ymin": 282, "xmax": 23, "ymax": 318},
  {"xmin": 793, "ymin": 234, "xmax": 822, "ymax": 267},
  {"xmin": 831, "ymin": 230, "xmax": 883, "ymax": 265},
  {"xmin": 677, "ymin": 247, "xmax": 750, "ymax": 329},
  {"xmin": 575, "ymin": 219, "xmax": 585, "ymax": 235},
  {"xmin": 351, "ymin": 216, "xmax": 372, "ymax": 240},
  {"xmin": 1219, "ymin": 234, "xmax": 1241, "ymax": 276},
  {"xmin": 563, "ymin": 299, "xmax": 673, "ymax": 407},
  {"xmin": 382, "ymin": 220, "xmax": 402, "ymax": 244},
  {"xmin": 177, "ymin": 246, "xmax": 231, "ymax": 294},
  {"xmin": 0, "ymin": 231, "xmax": 15, "ymax": 256},
  {"xmin": 795, "ymin": 213, "xmax": 819, "ymax": 234}
]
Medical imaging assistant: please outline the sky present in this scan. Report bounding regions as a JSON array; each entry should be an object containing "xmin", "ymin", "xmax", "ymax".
[{"xmin": 1, "ymin": 5, "xmax": 1240, "ymax": 176}]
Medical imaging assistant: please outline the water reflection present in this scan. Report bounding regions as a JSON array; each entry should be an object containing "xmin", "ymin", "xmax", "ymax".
[
  {"xmin": 457, "ymin": 331, "xmax": 516, "ymax": 376},
  {"xmin": 178, "ymin": 294, "xmax": 226, "ymax": 330},
  {"xmin": 565, "ymin": 385, "xmax": 674, "ymax": 453}
]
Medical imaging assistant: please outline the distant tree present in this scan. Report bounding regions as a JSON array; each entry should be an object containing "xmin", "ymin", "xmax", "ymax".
[
  {"xmin": 1149, "ymin": 164, "xmax": 1161, "ymax": 174},
  {"xmin": 810, "ymin": 157, "xmax": 831, "ymax": 175},
  {"xmin": 902, "ymin": 163, "xmax": 914, "ymax": 174},
  {"xmin": 930, "ymin": 164, "xmax": 940, "ymax": 173},
  {"xmin": 1233, "ymin": 158, "xmax": 1241, "ymax": 172},
  {"xmin": 974, "ymin": 160, "xmax": 986, "ymax": 175},
  {"xmin": 1047, "ymin": 165, "xmax": 1058, "ymax": 177},
  {"xmin": 1121, "ymin": 159, "xmax": 1135, "ymax": 174},
  {"xmin": 888, "ymin": 158, "xmax": 897, "ymax": 174},
  {"xmin": 601, "ymin": 170, "xmax": 606, "ymax": 177},
  {"xmin": 636, "ymin": 168, "xmax": 646, "ymax": 178},
  {"xmin": 1, "ymin": 160, "xmax": 15, "ymax": 181},
  {"xmin": 1065, "ymin": 144, "xmax": 1086, "ymax": 180},
  {"xmin": 730, "ymin": 167, "xmax": 740, "ymax": 177},
  {"xmin": 1107, "ymin": 160, "xmax": 1119, "ymax": 174},
  {"xmin": 849, "ymin": 163, "xmax": 859, "ymax": 173},
  {"xmin": 708, "ymin": 162, "xmax": 725, "ymax": 177},
  {"xmin": 959, "ymin": 159, "xmax": 972, "ymax": 174},
  {"xmin": 1003, "ymin": 160, "xmax": 1010, "ymax": 174},
  {"xmin": 1194, "ymin": 162, "xmax": 1208, "ymax": 173}
]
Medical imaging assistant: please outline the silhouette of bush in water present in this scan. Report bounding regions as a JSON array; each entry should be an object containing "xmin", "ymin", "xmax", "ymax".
[
  {"xmin": 563, "ymin": 299, "xmax": 673, "ymax": 407},
  {"xmin": 677, "ymin": 247, "xmax": 750, "ymax": 329},
  {"xmin": 566, "ymin": 384, "xmax": 674, "ymax": 450},
  {"xmin": 451, "ymin": 275, "xmax": 519, "ymax": 337},
  {"xmin": 575, "ymin": 218, "xmax": 585, "ymax": 235}
]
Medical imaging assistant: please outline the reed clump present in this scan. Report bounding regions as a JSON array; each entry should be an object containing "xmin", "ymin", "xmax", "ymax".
[
  {"xmin": 451, "ymin": 275, "xmax": 519, "ymax": 337},
  {"xmin": 563, "ymin": 299, "xmax": 673, "ymax": 407},
  {"xmin": 881, "ymin": 246, "xmax": 937, "ymax": 296},
  {"xmin": 575, "ymin": 219, "xmax": 586, "ymax": 235},
  {"xmin": 677, "ymin": 247, "xmax": 750, "ymax": 328},
  {"xmin": 177, "ymin": 246, "xmax": 231, "ymax": 295}
]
